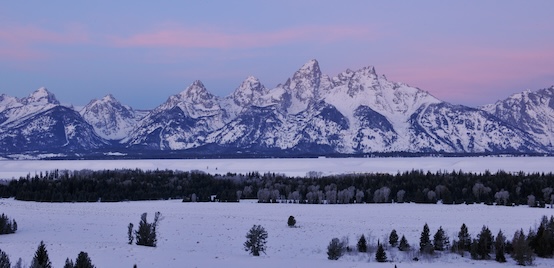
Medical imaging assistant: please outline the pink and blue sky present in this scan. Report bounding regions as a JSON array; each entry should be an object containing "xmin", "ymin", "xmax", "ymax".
[{"xmin": 1, "ymin": 1, "xmax": 553, "ymax": 109}]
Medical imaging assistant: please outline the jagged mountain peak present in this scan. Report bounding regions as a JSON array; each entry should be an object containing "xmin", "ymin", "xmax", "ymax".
[
  {"xmin": 23, "ymin": 87, "xmax": 60, "ymax": 105},
  {"xmin": 231, "ymin": 76, "xmax": 268, "ymax": 107},
  {"xmin": 179, "ymin": 80, "xmax": 217, "ymax": 103}
]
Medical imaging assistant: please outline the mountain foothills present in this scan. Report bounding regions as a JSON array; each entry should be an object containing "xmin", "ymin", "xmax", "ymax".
[{"xmin": 1, "ymin": 59, "xmax": 553, "ymax": 159}]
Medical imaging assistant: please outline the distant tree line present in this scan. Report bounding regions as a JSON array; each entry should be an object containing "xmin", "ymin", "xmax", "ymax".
[{"xmin": 1, "ymin": 169, "xmax": 554, "ymax": 206}]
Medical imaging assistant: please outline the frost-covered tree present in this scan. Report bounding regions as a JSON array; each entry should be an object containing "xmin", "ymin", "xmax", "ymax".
[
  {"xmin": 373, "ymin": 187, "xmax": 391, "ymax": 203},
  {"xmin": 0, "ymin": 248, "xmax": 10, "ymax": 268},
  {"xmin": 357, "ymin": 234, "xmax": 367, "ymax": 253},
  {"xmin": 244, "ymin": 225, "xmax": 268, "ymax": 256},
  {"xmin": 389, "ymin": 229, "xmax": 399, "ymax": 247},
  {"xmin": 327, "ymin": 238, "xmax": 344, "ymax": 260},
  {"xmin": 396, "ymin": 190, "xmax": 406, "ymax": 203},
  {"xmin": 398, "ymin": 235, "xmax": 410, "ymax": 251},
  {"xmin": 30, "ymin": 241, "xmax": 51, "ymax": 268},
  {"xmin": 74, "ymin": 251, "xmax": 95, "ymax": 268},
  {"xmin": 527, "ymin": 195, "xmax": 536, "ymax": 207},
  {"xmin": 494, "ymin": 189, "xmax": 510, "ymax": 206}
]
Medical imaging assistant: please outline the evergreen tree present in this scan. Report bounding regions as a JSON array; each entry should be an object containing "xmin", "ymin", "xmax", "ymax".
[
  {"xmin": 470, "ymin": 239, "xmax": 479, "ymax": 260},
  {"xmin": 0, "ymin": 248, "xmax": 10, "ymax": 268},
  {"xmin": 495, "ymin": 230, "xmax": 507, "ymax": 263},
  {"xmin": 398, "ymin": 235, "xmax": 410, "ymax": 251},
  {"xmin": 477, "ymin": 225, "xmax": 493, "ymax": 259},
  {"xmin": 135, "ymin": 212, "xmax": 161, "ymax": 247},
  {"xmin": 63, "ymin": 258, "xmax": 74, "ymax": 268},
  {"xmin": 31, "ymin": 241, "xmax": 52, "ymax": 268},
  {"xmin": 512, "ymin": 229, "xmax": 533, "ymax": 266},
  {"xmin": 419, "ymin": 223, "xmax": 433, "ymax": 254},
  {"xmin": 127, "ymin": 223, "xmax": 134, "ymax": 245},
  {"xmin": 287, "ymin": 216, "xmax": 296, "ymax": 227},
  {"xmin": 74, "ymin": 251, "xmax": 95, "ymax": 268},
  {"xmin": 357, "ymin": 234, "xmax": 367, "ymax": 253},
  {"xmin": 433, "ymin": 226, "xmax": 449, "ymax": 251},
  {"xmin": 244, "ymin": 225, "xmax": 268, "ymax": 256},
  {"xmin": 458, "ymin": 223, "xmax": 471, "ymax": 256},
  {"xmin": 12, "ymin": 258, "xmax": 23, "ymax": 268},
  {"xmin": 530, "ymin": 215, "xmax": 554, "ymax": 257},
  {"xmin": 375, "ymin": 242, "xmax": 387, "ymax": 262},
  {"xmin": 389, "ymin": 229, "xmax": 399, "ymax": 247},
  {"xmin": 327, "ymin": 238, "xmax": 344, "ymax": 260}
]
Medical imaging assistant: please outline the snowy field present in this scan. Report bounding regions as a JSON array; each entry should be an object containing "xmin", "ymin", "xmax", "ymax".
[
  {"xmin": 1, "ymin": 156, "xmax": 554, "ymax": 180},
  {"xmin": 1, "ymin": 199, "xmax": 554, "ymax": 268}
]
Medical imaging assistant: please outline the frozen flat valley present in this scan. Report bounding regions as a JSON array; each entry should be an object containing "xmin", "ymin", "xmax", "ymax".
[{"xmin": 1, "ymin": 156, "xmax": 554, "ymax": 180}]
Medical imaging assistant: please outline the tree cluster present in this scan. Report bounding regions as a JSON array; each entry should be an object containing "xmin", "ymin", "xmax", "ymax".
[
  {"xmin": 1, "ymin": 241, "xmax": 95, "ymax": 268},
  {"xmin": 129, "ymin": 212, "xmax": 162, "ymax": 247},
  {"xmin": 0, "ymin": 213, "xmax": 17, "ymax": 235}
]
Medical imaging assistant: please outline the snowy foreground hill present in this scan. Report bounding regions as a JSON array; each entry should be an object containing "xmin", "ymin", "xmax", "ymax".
[{"xmin": 2, "ymin": 199, "xmax": 554, "ymax": 268}]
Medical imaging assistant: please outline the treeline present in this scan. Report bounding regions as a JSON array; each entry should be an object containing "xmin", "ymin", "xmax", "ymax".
[{"xmin": 1, "ymin": 169, "xmax": 554, "ymax": 206}]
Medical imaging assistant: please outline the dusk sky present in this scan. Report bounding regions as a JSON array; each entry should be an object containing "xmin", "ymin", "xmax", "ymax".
[{"xmin": 1, "ymin": 1, "xmax": 553, "ymax": 109}]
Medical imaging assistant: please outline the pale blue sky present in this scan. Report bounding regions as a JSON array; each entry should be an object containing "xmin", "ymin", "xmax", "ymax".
[{"xmin": 1, "ymin": 1, "xmax": 553, "ymax": 109}]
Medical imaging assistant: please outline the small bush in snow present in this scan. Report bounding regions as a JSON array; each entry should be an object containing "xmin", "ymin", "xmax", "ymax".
[
  {"xmin": 327, "ymin": 238, "xmax": 344, "ymax": 260},
  {"xmin": 287, "ymin": 216, "xmax": 296, "ymax": 227}
]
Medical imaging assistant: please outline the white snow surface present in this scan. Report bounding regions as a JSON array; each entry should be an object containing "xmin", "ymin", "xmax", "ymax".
[
  {"xmin": 1, "ymin": 199, "xmax": 554, "ymax": 268},
  {"xmin": 1, "ymin": 156, "xmax": 554, "ymax": 180}
]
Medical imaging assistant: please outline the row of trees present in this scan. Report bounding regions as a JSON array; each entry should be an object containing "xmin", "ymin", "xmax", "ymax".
[
  {"xmin": 0, "ymin": 241, "xmax": 95, "ymax": 268},
  {"xmin": 326, "ymin": 216, "xmax": 554, "ymax": 265},
  {"xmin": 0, "ymin": 214, "xmax": 17, "ymax": 235},
  {"xmin": 1, "ymin": 169, "xmax": 553, "ymax": 206}
]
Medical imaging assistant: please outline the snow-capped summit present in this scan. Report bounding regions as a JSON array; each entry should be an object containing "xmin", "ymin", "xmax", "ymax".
[
  {"xmin": 22, "ymin": 87, "xmax": 60, "ymax": 106},
  {"xmin": 0, "ymin": 94, "xmax": 21, "ymax": 113},
  {"xmin": 230, "ymin": 76, "xmax": 268, "ymax": 107},
  {"xmin": 481, "ymin": 86, "xmax": 554, "ymax": 147},
  {"xmin": 80, "ymin": 94, "xmax": 142, "ymax": 140}
]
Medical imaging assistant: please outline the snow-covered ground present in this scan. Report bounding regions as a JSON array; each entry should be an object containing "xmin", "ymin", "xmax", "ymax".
[
  {"xmin": 1, "ymin": 156, "xmax": 554, "ymax": 180},
  {"xmin": 1, "ymin": 199, "xmax": 554, "ymax": 268}
]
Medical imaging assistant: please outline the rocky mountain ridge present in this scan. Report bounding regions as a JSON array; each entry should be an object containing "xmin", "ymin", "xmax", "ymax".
[{"xmin": 0, "ymin": 60, "xmax": 552, "ymax": 158}]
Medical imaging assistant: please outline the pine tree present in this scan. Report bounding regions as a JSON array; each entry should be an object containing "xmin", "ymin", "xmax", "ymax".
[
  {"xmin": 512, "ymin": 229, "xmax": 533, "ymax": 266},
  {"xmin": 495, "ymin": 230, "xmax": 507, "ymax": 263},
  {"xmin": 420, "ymin": 223, "xmax": 433, "ymax": 254},
  {"xmin": 63, "ymin": 258, "xmax": 74, "ymax": 268},
  {"xmin": 128, "ymin": 223, "xmax": 134, "ymax": 245},
  {"xmin": 477, "ymin": 225, "xmax": 493, "ymax": 259},
  {"xmin": 357, "ymin": 234, "xmax": 367, "ymax": 253},
  {"xmin": 398, "ymin": 235, "xmax": 410, "ymax": 251},
  {"xmin": 458, "ymin": 223, "xmax": 471, "ymax": 256},
  {"xmin": 31, "ymin": 241, "xmax": 52, "ymax": 268},
  {"xmin": 244, "ymin": 225, "xmax": 268, "ymax": 256},
  {"xmin": 433, "ymin": 226, "xmax": 448, "ymax": 251},
  {"xmin": 74, "ymin": 251, "xmax": 95, "ymax": 268},
  {"xmin": 327, "ymin": 238, "xmax": 344, "ymax": 260},
  {"xmin": 135, "ymin": 212, "xmax": 161, "ymax": 247},
  {"xmin": 0, "ymin": 248, "xmax": 10, "ymax": 268},
  {"xmin": 375, "ymin": 242, "xmax": 387, "ymax": 262},
  {"xmin": 530, "ymin": 215, "xmax": 554, "ymax": 257},
  {"xmin": 287, "ymin": 216, "xmax": 296, "ymax": 227},
  {"xmin": 389, "ymin": 229, "xmax": 399, "ymax": 247}
]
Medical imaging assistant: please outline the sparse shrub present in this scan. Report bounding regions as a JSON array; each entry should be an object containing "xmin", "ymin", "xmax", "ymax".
[
  {"xmin": 327, "ymin": 238, "xmax": 344, "ymax": 260},
  {"xmin": 127, "ymin": 223, "xmax": 134, "ymax": 244},
  {"xmin": 287, "ymin": 216, "xmax": 296, "ymax": 227},
  {"xmin": 244, "ymin": 225, "xmax": 268, "ymax": 256}
]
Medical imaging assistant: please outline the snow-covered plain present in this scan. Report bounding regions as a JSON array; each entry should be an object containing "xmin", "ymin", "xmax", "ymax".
[
  {"xmin": 2, "ymin": 157, "xmax": 554, "ymax": 267},
  {"xmin": 1, "ymin": 156, "xmax": 554, "ymax": 180},
  {"xmin": 1, "ymin": 199, "xmax": 554, "ymax": 268}
]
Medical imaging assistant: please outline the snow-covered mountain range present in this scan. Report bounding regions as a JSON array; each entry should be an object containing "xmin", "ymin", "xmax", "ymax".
[{"xmin": 1, "ymin": 60, "xmax": 552, "ymax": 158}]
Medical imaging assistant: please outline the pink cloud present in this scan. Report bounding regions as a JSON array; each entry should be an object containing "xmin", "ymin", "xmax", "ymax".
[
  {"xmin": 111, "ymin": 25, "xmax": 375, "ymax": 49},
  {"xmin": 0, "ymin": 25, "xmax": 89, "ymax": 60}
]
